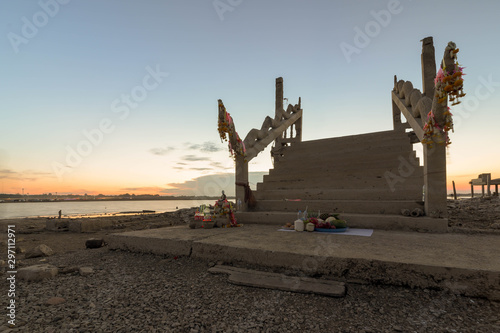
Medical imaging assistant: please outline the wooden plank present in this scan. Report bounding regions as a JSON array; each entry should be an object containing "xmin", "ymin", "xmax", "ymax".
[
  {"xmin": 209, "ymin": 265, "xmax": 345, "ymax": 297},
  {"xmin": 391, "ymin": 91, "xmax": 424, "ymax": 141}
]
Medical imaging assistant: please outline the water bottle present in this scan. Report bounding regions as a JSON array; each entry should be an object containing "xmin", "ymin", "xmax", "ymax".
[{"xmin": 297, "ymin": 210, "xmax": 302, "ymax": 220}]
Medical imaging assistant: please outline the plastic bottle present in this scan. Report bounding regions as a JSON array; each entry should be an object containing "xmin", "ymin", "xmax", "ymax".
[{"xmin": 297, "ymin": 210, "xmax": 302, "ymax": 220}]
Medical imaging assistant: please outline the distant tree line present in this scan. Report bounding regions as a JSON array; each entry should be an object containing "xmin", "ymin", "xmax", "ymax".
[{"xmin": 0, "ymin": 193, "xmax": 229, "ymax": 202}]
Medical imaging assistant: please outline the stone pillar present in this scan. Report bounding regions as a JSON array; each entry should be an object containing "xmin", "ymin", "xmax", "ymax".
[
  {"xmin": 422, "ymin": 37, "xmax": 447, "ymax": 218},
  {"xmin": 295, "ymin": 97, "xmax": 302, "ymax": 142},
  {"xmin": 423, "ymin": 144, "xmax": 448, "ymax": 218},
  {"xmin": 235, "ymin": 154, "xmax": 248, "ymax": 211},
  {"xmin": 272, "ymin": 77, "xmax": 285, "ymax": 163},
  {"xmin": 421, "ymin": 37, "xmax": 436, "ymax": 98},
  {"xmin": 275, "ymin": 77, "xmax": 283, "ymax": 119}
]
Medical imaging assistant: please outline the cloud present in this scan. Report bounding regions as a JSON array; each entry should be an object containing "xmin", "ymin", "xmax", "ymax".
[
  {"xmin": 182, "ymin": 155, "xmax": 211, "ymax": 162},
  {"xmin": 150, "ymin": 141, "xmax": 223, "ymax": 158},
  {"xmin": 0, "ymin": 169, "xmax": 54, "ymax": 181},
  {"xmin": 190, "ymin": 167, "xmax": 213, "ymax": 171},
  {"xmin": 24, "ymin": 170, "xmax": 53, "ymax": 176},
  {"xmin": 186, "ymin": 141, "xmax": 224, "ymax": 153},
  {"xmin": 162, "ymin": 172, "xmax": 267, "ymax": 197},
  {"xmin": 120, "ymin": 186, "xmax": 165, "ymax": 193},
  {"xmin": 149, "ymin": 146, "xmax": 175, "ymax": 156},
  {"xmin": 210, "ymin": 161, "xmax": 232, "ymax": 170}
]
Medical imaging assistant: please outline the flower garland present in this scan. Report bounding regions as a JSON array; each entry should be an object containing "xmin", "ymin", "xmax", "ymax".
[
  {"xmin": 214, "ymin": 198, "xmax": 238, "ymax": 226},
  {"xmin": 422, "ymin": 47, "xmax": 465, "ymax": 148},
  {"xmin": 218, "ymin": 101, "xmax": 246, "ymax": 159},
  {"xmin": 434, "ymin": 50, "xmax": 465, "ymax": 106},
  {"xmin": 422, "ymin": 108, "xmax": 454, "ymax": 147}
]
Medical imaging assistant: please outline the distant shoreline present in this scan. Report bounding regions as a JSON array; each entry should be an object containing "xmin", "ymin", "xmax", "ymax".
[{"xmin": 0, "ymin": 197, "xmax": 235, "ymax": 203}]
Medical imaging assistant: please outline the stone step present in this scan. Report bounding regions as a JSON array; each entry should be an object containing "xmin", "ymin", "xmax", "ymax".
[
  {"xmin": 279, "ymin": 146, "xmax": 415, "ymax": 165},
  {"xmin": 254, "ymin": 188, "xmax": 422, "ymax": 201},
  {"xmin": 251, "ymin": 199, "xmax": 423, "ymax": 215},
  {"xmin": 271, "ymin": 151, "xmax": 421, "ymax": 175},
  {"xmin": 264, "ymin": 163, "xmax": 423, "ymax": 180},
  {"xmin": 285, "ymin": 130, "xmax": 409, "ymax": 152},
  {"xmin": 234, "ymin": 211, "xmax": 447, "ymax": 232},
  {"xmin": 268, "ymin": 162, "xmax": 422, "ymax": 178},
  {"xmin": 257, "ymin": 174, "xmax": 423, "ymax": 191},
  {"xmin": 282, "ymin": 136, "xmax": 414, "ymax": 159},
  {"xmin": 264, "ymin": 166, "xmax": 423, "ymax": 183}
]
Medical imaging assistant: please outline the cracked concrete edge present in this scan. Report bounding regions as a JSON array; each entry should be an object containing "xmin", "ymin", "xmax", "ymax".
[
  {"xmin": 105, "ymin": 232, "xmax": 500, "ymax": 301},
  {"xmin": 106, "ymin": 234, "xmax": 193, "ymax": 257},
  {"xmin": 194, "ymin": 242, "xmax": 500, "ymax": 301}
]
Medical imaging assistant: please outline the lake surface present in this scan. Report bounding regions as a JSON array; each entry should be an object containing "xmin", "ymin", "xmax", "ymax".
[{"xmin": 0, "ymin": 199, "xmax": 214, "ymax": 219}]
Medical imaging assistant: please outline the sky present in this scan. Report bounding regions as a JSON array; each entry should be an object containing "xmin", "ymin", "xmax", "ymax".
[{"xmin": 1, "ymin": 0, "xmax": 499, "ymax": 197}]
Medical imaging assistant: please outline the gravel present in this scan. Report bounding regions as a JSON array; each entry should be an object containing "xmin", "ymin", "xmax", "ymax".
[{"xmin": 2, "ymin": 248, "xmax": 499, "ymax": 333}]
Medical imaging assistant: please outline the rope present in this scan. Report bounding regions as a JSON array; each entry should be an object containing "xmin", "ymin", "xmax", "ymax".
[{"xmin": 235, "ymin": 182, "xmax": 257, "ymax": 208}]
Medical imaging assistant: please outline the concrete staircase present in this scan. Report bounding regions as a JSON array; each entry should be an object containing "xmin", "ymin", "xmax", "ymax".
[{"xmin": 236, "ymin": 129, "xmax": 448, "ymax": 232}]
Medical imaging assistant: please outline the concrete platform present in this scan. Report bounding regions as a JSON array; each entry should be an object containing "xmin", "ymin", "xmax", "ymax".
[
  {"xmin": 235, "ymin": 212, "xmax": 449, "ymax": 233},
  {"xmin": 106, "ymin": 225, "xmax": 500, "ymax": 301}
]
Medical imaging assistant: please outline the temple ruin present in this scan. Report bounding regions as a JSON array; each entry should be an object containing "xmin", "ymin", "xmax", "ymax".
[{"xmin": 218, "ymin": 37, "xmax": 464, "ymax": 232}]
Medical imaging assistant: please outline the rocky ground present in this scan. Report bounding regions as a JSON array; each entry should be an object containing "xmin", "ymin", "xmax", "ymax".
[
  {"xmin": 447, "ymin": 196, "xmax": 500, "ymax": 233},
  {"xmin": 1, "ymin": 199, "xmax": 499, "ymax": 332}
]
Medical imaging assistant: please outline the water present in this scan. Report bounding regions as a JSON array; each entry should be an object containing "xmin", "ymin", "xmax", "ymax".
[{"xmin": 0, "ymin": 199, "xmax": 215, "ymax": 219}]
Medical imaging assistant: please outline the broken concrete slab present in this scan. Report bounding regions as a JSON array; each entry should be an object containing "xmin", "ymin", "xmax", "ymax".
[
  {"xmin": 108, "ymin": 225, "xmax": 500, "ymax": 300},
  {"xmin": 25, "ymin": 244, "xmax": 54, "ymax": 259},
  {"xmin": 68, "ymin": 219, "xmax": 113, "ymax": 233},
  {"xmin": 45, "ymin": 219, "xmax": 69, "ymax": 231},
  {"xmin": 209, "ymin": 265, "xmax": 345, "ymax": 297},
  {"xmin": 17, "ymin": 264, "xmax": 58, "ymax": 281},
  {"xmin": 106, "ymin": 226, "xmax": 234, "ymax": 256}
]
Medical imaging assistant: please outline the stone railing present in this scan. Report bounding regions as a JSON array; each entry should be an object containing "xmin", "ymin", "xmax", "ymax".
[
  {"xmin": 392, "ymin": 37, "xmax": 464, "ymax": 218},
  {"xmin": 218, "ymin": 77, "xmax": 303, "ymax": 211}
]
